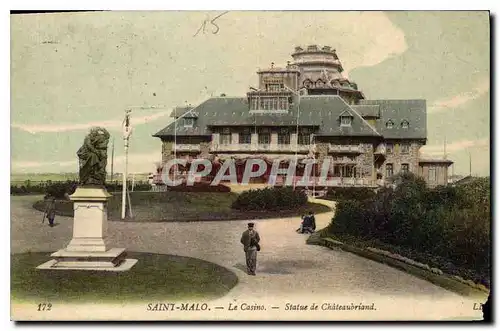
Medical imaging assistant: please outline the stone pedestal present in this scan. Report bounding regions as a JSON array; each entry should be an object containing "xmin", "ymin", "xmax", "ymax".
[{"xmin": 37, "ymin": 186, "xmax": 137, "ymax": 271}]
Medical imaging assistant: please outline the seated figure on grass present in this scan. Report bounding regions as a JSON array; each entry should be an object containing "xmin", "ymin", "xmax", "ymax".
[{"xmin": 296, "ymin": 211, "xmax": 316, "ymax": 234}]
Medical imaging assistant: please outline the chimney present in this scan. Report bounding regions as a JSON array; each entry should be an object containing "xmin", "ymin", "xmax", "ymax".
[{"xmin": 271, "ymin": 62, "xmax": 275, "ymax": 69}]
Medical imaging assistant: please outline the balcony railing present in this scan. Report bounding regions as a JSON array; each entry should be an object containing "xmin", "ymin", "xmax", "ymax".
[
  {"xmin": 291, "ymin": 176, "xmax": 376, "ymax": 187},
  {"xmin": 332, "ymin": 156, "xmax": 357, "ymax": 164},
  {"xmin": 210, "ymin": 143, "xmax": 312, "ymax": 152},
  {"xmin": 328, "ymin": 144, "xmax": 361, "ymax": 153},
  {"xmin": 173, "ymin": 143, "xmax": 201, "ymax": 152}
]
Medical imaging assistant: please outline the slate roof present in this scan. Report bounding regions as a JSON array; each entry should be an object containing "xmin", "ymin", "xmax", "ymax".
[
  {"xmin": 358, "ymin": 99, "xmax": 427, "ymax": 140},
  {"xmin": 154, "ymin": 96, "xmax": 425, "ymax": 140},
  {"xmin": 169, "ymin": 106, "xmax": 193, "ymax": 118},
  {"xmin": 351, "ymin": 104, "xmax": 380, "ymax": 118}
]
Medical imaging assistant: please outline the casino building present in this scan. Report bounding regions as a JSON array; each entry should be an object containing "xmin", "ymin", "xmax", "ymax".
[{"xmin": 153, "ymin": 45, "xmax": 452, "ymax": 188}]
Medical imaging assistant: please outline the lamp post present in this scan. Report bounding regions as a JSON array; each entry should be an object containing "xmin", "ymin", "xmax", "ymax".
[{"xmin": 121, "ymin": 109, "xmax": 133, "ymax": 220}]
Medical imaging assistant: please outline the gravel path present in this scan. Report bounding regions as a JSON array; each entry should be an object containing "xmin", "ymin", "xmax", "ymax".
[{"xmin": 11, "ymin": 195, "xmax": 480, "ymax": 320}]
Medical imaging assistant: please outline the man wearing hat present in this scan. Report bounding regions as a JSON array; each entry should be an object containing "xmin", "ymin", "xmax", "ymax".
[{"xmin": 240, "ymin": 222, "xmax": 261, "ymax": 275}]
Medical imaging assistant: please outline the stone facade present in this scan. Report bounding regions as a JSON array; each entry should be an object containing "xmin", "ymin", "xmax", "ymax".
[
  {"xmin": 358, "ymin": 143, "xmax": 374, "ymax": 179},
  {"xmin": 381, "ymin": 140, "xmax": 422, "ymax": 179}
]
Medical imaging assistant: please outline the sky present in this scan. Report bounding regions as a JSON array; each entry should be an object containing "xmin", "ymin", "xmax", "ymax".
[{"xmin": 10, "ymin": 11, "xmax": 490, "ymax": 176}]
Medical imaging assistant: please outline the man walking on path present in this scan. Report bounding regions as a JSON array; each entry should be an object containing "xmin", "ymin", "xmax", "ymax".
[
  {"xmin": 240, "ymin": 222, "xmax": 260, "ymax": 275},
  {"xmin": 44, "ymin": 198, "xmax": 57, "ymax": 227}
]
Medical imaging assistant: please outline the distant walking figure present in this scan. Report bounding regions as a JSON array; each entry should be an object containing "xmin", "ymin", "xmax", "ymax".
[
  {"xmin": 240, "ymin": 222, "xmax": 260, "ymax": 275},
  {"xmin": 44, "ymin": 198, "xmax": 56, "ymax": 227}
]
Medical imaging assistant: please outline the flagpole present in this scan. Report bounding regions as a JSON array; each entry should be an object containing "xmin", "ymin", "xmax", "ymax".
[
  {"xmin": 174, "ymin": 106, "xmax": 177, "ymax": 183},
  {"xmin": 469, "ymin": 151, "xmax": 472, "ymax": 176},
  {"xmin": 110, "ymin": 137, "xmax": 115, "ymax": 182},
  {"xmin": 444, "ymin": 136, "xmax": 447, "ymax": 159},
  {"xmin": 121, "ymin": 109, "xmax": 132, "ymax": 220}
]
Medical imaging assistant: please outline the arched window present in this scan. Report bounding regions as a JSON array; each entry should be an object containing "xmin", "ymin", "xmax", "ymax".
[
  {"xmin": 401, "ymin": 120, "xmax": 409, "ymax": 129},
  {"xmin": 386, "ymin": 120, "xmax": 394, "ymax": 129}
]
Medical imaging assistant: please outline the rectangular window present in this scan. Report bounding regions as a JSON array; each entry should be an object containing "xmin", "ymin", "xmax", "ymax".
[
  {"xmin": 278, "ymin": 133, "xmax": 290, "ymax": 145},
  {"xmin": 279, "ymin": 97, "xmax": 288, "ymax": 110},
  {"xmin": 428, "ymin": 168, "xmax": 437, "ymax": 182},
  {"xmin": 184, "ymin": 118, "xmax": 194, "ymax": 127},
  {"xmin": 251, "ymin": 98, "xmax": 259, "ymax": 110},
  {"xmin": 267, "ymin": 84, "xmax": 281, "ymax": 91},
  {"xmin": 298, "ymin": 133, "xmax": 310, "ymax": 145},
  {"xmin": 258, "ymin": 133, "xmax": 270, "ymax": 144},
  {"xmin": 219, "ymin": 133, "xmax": 231, "ymax": 145},
  {"xmin": 344, "ymin": 165, "xmax": 354, "ymax": 177},
  {"xmin": 239, "ymin": 133, "xmax": 251, "ymax": 144},
  {"xmin": 386, "ymin": 143, "xmax": 394, "ymax": 154},
  {"xmin": 333, "ymin": 165, "xmax": 341, "ymax": 177},
  {"xmin": 273, "ymin": 98, "xmax": 278, "ymax": 110},
  {"xmin": 401, "ymin": 163, "xmax": 409, "ymax": 173},
  {"xmin": 401, "ymin": 143, "xmax": 410, "ymax": 154},
  {"xmin": 386, "ymin": 163, "xmax": 394, "ymax": 177},
  {"xmin": 259, "ymin": 98, "xmax": 266, "ymax": 109}
]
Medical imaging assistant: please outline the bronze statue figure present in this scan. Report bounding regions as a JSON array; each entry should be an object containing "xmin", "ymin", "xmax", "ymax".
[{"xmin": 77, "ymin": 127, "xmax": 110, "ymax": 186}]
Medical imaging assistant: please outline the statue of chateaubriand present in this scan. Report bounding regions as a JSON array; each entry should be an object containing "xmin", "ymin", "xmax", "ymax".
[{"xmin": 77, "ymin": 127, "xmax": 110, "ymax": 186}]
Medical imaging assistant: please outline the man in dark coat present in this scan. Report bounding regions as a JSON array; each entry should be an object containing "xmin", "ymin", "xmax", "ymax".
[
  {"xmin": 240, "ymin": 222, "xmax": 260, "ymax": 275},
  {"xmin": 44, "ymin": 198, "xmax": 56, "ymax": 227}
]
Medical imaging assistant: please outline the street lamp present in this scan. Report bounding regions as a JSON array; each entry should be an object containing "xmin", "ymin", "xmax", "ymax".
[{"xmin": 121, "ymin": 109, "xmax": 133, "ymax": 220}]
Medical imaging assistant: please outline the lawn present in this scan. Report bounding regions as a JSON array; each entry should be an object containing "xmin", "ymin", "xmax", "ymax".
[
  {"xmin": 11, "ymin": 252, "xmax": 238, "ymax": 304},
  {"xmin": 33, "ymin": 191, "xmax": 331, "ymax": 222}
]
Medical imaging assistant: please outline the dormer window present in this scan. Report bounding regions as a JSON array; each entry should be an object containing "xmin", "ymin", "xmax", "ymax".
[
  {"xmin": 401, "ymin": 120, "xmax": 409, "ymax": 129},
  {"xmin": 184, "ymin": 118, "xmax": 194, "ymax": 128},
  {"xmin": 339, "ymin": 111, "xmax": 353, "ymax": 127},
  {"xmin": 386, "ymin": 120, "xmax": 394, "ymax": 129},
  {"xmin": 340, "ymin": 115, "xmax": 352, "ymax": 127}
]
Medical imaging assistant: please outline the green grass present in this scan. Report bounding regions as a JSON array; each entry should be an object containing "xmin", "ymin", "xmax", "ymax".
[
  {"xmin": 33, "ymin": 191, "xmax": 332, "ymax": 222},
  {"xmin": 11, "ymin": 252, "xmax": 238, "ymax": 304}
]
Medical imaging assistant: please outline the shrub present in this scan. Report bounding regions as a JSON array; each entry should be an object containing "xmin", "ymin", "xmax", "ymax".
[
  {"xmin": 325, "ymin": 187, "xmax": 376, "ymax": 202},
  {"xmin": 45, "ymin": 181, "xmax": 78, "ymax": 199},
  {"xmin": 232, "ymin": 186, "xmax": 307, "ymax": 211},
  {"xmin": 105, "ymin": 181, "xmax": 152, "ymax": 192},
  {"xmin": 166, "ymin": 182, "xmax": 230, "ymax": 193},
  {"xmin": 327, "ymin": 199, "xmax": 368, "ymax": 237},
  {"xmin": 326, "ymin": 176, "xmax": 491, "ymax": 283}
]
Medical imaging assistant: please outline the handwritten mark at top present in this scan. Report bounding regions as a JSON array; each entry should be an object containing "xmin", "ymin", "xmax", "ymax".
[{"xmin": 193, "ymin": 11, "xmax": 229, "ymax": 37}]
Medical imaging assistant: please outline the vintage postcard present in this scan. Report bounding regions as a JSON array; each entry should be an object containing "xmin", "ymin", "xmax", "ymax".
[{"xmin": 10, "ymin": 10, "xmax": 490, "ymax": 321}]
